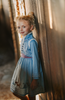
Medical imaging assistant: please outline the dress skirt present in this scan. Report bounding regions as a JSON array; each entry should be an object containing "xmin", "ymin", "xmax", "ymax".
[{"xmin": 10, "ymin": 56, "xmax": 45, "ymax": 97}]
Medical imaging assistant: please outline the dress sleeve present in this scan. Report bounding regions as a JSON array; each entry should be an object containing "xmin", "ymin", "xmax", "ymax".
[{"xmin": 30, "ymin": 40, "xmax": 40, "ymax": 79}]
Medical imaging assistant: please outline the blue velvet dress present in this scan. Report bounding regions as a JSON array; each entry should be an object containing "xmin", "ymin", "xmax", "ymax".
[{"xmin": 10, "ymin": 32, "xmax": 45, "ymax": 96}]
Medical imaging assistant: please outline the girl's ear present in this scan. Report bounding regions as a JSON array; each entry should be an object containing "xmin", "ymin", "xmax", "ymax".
[{"xmin": 30, "ymin": 25, "xmax": 34, "ymax": 31}]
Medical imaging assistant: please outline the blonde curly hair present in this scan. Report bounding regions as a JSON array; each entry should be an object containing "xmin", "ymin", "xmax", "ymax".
[{"xmin": 15, "ymin": 12, "xmax": 35, "ymax": 27}]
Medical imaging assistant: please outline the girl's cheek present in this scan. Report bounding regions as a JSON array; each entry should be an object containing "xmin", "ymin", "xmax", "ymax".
[
  {"xmin": 18, "ymin": 30, "xmax": 20, "ymax": 34},
  {"xmin": 18, "ymin": 29, "xmax": 20, "ymax": 32}
]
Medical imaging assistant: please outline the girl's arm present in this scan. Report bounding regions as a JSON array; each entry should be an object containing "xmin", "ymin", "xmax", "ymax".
[
  {"xmin": 30, "ymin": 40, "xmax": 40, "ymax": 90},
  {"xmin": 30, "ymin": 40, "xmax": 40, "ymax": 79}
]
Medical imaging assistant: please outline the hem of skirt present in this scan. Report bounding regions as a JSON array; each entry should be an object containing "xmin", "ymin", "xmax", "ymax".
[
  {"xmin": 10, "ymin": 88, "xmax": 45, "ymax": 97},
  {"xmin": 10, "ymin": 84, "xmax": 45, "ymax": 97},
  {"xmin": 10, "ymin": 88, "xmax": 28, "ymax": 96}
]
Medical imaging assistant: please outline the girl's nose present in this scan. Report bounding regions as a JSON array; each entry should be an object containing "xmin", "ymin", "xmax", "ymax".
[{"xmin": 20, "ymin": 27, "xmax": 23, "ymax": 31}]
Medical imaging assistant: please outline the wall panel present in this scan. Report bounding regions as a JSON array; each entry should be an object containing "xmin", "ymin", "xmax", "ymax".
[{"xmin": 44, "ymin": 0, "xmax": 65, "ymax": 99}]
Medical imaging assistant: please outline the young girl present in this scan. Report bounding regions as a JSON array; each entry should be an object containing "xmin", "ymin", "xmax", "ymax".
[{"xmin": 10, "ymin": 13, "xmax": 45, "ymax": 100}]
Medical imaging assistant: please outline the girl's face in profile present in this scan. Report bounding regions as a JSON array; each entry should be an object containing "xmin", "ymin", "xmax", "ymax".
[{"xmin": 17, "ymin": 20, "xmax": 33, "ymax": 36}]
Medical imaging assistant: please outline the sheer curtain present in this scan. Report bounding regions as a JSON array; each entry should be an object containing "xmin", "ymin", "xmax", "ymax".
[{"xmin": 13, "ymin": 0, "xmax": 26, "ymax": 54}]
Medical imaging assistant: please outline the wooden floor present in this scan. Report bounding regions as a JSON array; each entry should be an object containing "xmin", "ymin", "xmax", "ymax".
[
  {"xmin": 0, "ymin": 60, "xmax": 21, "ymax": 100},
  {"xmin": 0, "ymin": 44, "xmax": 20, "ymax": 100}
]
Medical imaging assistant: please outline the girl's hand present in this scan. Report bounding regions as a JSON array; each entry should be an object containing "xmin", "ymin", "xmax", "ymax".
[{"xmin": 30, "ymin": 79, "xmax": 38, "ymax": 90}]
